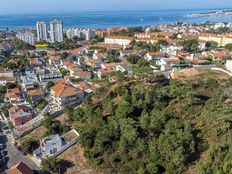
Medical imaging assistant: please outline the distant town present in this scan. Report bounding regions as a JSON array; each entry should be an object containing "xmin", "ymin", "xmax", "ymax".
[
  {"xmin": 1, "ymin": 19, "xmax": 232, "ymax": 173},
  {"xmin": 188, "ymin": 9, "xmax": 232, "ymax": 17}
]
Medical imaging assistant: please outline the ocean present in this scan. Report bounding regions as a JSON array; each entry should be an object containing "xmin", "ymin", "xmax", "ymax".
[{"xmin": 1, "ymin": 9, "xmax": 232, "ymax": 30}]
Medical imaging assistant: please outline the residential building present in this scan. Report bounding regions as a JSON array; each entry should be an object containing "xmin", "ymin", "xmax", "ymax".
[
  {"xmin": 0, "ymin": 76, "xmax": 16, "ymax": 85},
  {"xmin": 120, "ymin": 49, "xmax": 146, "ymax": 58},
  {"xmin": 74, "ymin": 71, "xmax": 92, "ymax": 81},
  {"xmin": 115, "ymin": 63, "xmax": 132, "ymax": 74},
  {"xmin": 145, "ymin": 52, "xmax": 166, "ymax": 61},
  {"xmin": 211, "ymin": 50, "xmax": 227, "ymax": 60},
  {"xmin": 97, "ymin": 68, "xmax": 113, "ymax": 79},
  {"xmin": 78, "ymin": 82, "xmax": 100, "ymax": 96},
  {"xmin": 50, "ymin": 19, "xmax": 63, "ymax": 43},
  {"xmin": 105, "ymin": 36, "xmax": 132, "ymax": 46},
  {"xmin": 199, "ymin": 33, "xmax": 232, "ymax": 47},
  {"xmin": 161, "ymin": 45, "xmax": 183, "ymax": 56},
  {"xmin": 0, "ymin": 68, "xmax": 14, "ymax": 77},
  {"xmin": 30, "ymin": 58, "xmax": 44, "ymax": 66},
  {"xmin": 48, "ymin": 56, "xmax": 62, "ymax": 66},
  {"xmin": 66, "ymin": 28, "xmax": 96, "ymax": 40},
  {"xmin": 7, "ymin": 162, "xmax": 33, "ymax": 174},
  {"xmin": 50, "ymin": 80, "xmax": 84, "ymax": 108},
  {"xmin": 39, "ymin": 71, "xmax": 63, "ymax": 84},
  {"xmin": 33, "ymin": 66, "xmax": 46, "ymax": 75},
  {"xmin": 93, "ymin": 52, "xmax": 107, "ymax": 61},
  {"xmin": 16, "ymin": 32, "xmax": 35, "ymax": 45},
  {"xmin": 4, "ymin": 87, "xmax": 21, "ymax": 105},
  {"xmin": 87, "ymin": 59, "xmax": 102, "ymax": 68},
  {"xmin": 105, "ymin": 36, "xmax": 176, "ymax": 46},
  {"xmin": 157, "ymin": 58, "xmax": 180, "ymax": 71},
  {"xmin": 135, "ymin": 32, "xmax": 173, "ymax": 39},
  {"xmin": 36, "ymin": 21, "xmax": 48, "ymax": 42},
  {"xmin": 33, "ymin": 129, "xmax": 79, "ymax": 159},
  {"xmin": 8, "ymin": 105, "xmax": 33, "ymax": 127},
  {"xmin": 101, "ymin": 63, "xmax": 116, "ymax": 70},
  {"xmin": 37, "ymin": 134, "xmax": 62, "ymax": 157},
  {"xmin": 63, "ymin": 61, "xmax": 82, "ymax": 75},
  {"xmin": 21, "ymin": 75, "xmax": 38, "ymax": 90},
  {"xmin": 27, "ymin": 88, "xmax": 44, "ymax": 103}
]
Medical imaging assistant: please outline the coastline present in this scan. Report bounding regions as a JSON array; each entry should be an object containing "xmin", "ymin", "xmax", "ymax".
[{"xmin": 1, "ymin": 8, "xmax": 232, "ymax": 30}]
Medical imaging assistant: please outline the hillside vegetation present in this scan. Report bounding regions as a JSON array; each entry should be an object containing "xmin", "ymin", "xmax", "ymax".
[{"xmin": 67, "ymin": 72, "xmax": 232, "ymax": 174}]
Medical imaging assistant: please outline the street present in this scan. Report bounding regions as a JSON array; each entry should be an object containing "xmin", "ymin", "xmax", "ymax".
[{"xmin": 0, "ymin": 123, "xmax": 40, "ymax": 173}]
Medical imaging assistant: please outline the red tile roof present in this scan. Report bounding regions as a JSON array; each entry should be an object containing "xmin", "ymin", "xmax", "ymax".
[
  {"xmin": 51, "ymin": 81, "xmax": 82, "ymax": 98},
  {"xmin": 8, "ymin": 162, "xmax": 33, "ymax": 174},
  {"xmin": 149, "ymin": 52, "xmax": 165, "ymax": 57},
  {"xmin": 27, "ymin": 88, "xmax": 44, "ymax": 96}
]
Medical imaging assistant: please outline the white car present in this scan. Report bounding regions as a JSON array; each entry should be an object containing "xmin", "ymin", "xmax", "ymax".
[
  {"xmin": 1, "ymin": 150, "xmax": 4, "ymax": 156},
  {"xmin": 11, "ymin": 141, "xmax": 16, "ymax": 146}
]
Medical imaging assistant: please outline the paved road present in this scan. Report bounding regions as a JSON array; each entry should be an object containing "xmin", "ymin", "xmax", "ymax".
[
  {"xmin": 6, "ymin": 133, "xmax": 39, "ymax": 171},
  {"xmin": 0, "ymin": 123, "xmax": 40, "ymax": 173}
]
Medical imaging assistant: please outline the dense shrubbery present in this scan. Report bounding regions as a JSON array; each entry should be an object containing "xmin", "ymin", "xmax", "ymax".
[
  {"xmin": 130, "ymin": 40, "xmax": 161, "ymax": 52},
  {"xmin": 12, "ymin": 37, "xmax": 35, "ymax": 50},
  {"xmin": 21, "ymin": 138, "xmax": 39, "ymax": 154},
  {"xmin": 42, "ymin": 113, "xmax": 70, "ymax": 136},
  {"xmin": 65, "ymin": 73, "xmax": 232, "ymax": 174}
]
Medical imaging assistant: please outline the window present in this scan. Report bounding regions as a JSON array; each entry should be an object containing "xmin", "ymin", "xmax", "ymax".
[{"xmin": 53, "ymin": 148, "xmax": 57, "ymax": 154}]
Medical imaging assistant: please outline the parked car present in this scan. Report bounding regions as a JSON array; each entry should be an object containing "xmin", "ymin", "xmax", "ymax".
[
  {"xmin": 1, "ymin": 150, "xmax": 4, "ymax": 156},
  {"xmin": 2, "ymin": 156, "xmax": 6, "ymax": 163},
  {"xmin": 11, "ymin": 141, "xmax": 16, "ymax": 146}
]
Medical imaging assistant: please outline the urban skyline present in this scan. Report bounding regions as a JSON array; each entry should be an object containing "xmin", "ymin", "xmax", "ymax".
[{"xmin": 2, "ymin": 1, "xmax": 232, "ymax": 174}]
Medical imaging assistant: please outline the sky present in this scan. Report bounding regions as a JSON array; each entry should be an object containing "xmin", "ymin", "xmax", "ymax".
[{"xmin": 1, "ymin": 0, "xmax": 232, "ymax": 14}]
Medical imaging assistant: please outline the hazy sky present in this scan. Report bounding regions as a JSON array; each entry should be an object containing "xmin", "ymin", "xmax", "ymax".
[{"xmin": 1, "ymin": 0, "xmax": 232, "ymax": 14}]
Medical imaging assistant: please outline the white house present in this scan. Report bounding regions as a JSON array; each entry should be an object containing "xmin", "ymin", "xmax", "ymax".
[
  {"xmin": 157, "ymin": 58, "xmax": 180, "ymax": 71},
  {"xmin": 33, "ymin": 129, "xmax": 79, "ymax": 159},
  {"xmin": 145, "ymin": 52, "xmax": 166, "ymax": 61},
  {"xmin": 105, "ymin": 36, "xmax": 132, "ymax": 46},
  {"xmin": 115, "ymin": 63, "xmax": 132, "ymax": 74},
  {"xmin": 161, "ymin": 45, "xmax": 183, "ymax": 56},
  {"xmin": 50, "ymin": 80, "xmax": 85, "ymax": 109}
]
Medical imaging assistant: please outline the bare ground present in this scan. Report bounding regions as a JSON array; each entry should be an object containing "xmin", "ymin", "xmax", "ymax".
[{"xmin": 58, "ymin": 143, "xmax": 101, "ymax": 174}]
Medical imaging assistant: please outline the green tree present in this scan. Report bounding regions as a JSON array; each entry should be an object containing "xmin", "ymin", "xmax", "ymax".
[
  {"xmin": 225, "ymin": 43, "xmax": 232, "ymax": 51},
  {"xmin": 41, "ymin": 157, "xmax": 60, "ymax": 174},
  {"xmin": 126, "ymin": 55, "xmax": 141, "ymax": 64},
  {"xmin": 46, "ymin": 81, "xmax": 55, "ymax": 90},
  {"xmin": 205, "ymin": 41, "xmax": 218, "ymax": 50},
  {"xmin": 21, "ymin": 138, "xmax": 39, "ymax": 154},
  {"xmin": 181, "ymin": 39, "xmax": 199, "ymax": 52}
]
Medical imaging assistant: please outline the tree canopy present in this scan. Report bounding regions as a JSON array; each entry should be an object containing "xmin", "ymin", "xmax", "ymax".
[{"xmin": 64, "ymin": 72, "xmax": 232, "ymax": 174}]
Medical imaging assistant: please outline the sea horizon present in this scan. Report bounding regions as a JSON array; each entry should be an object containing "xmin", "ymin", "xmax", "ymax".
[{"xmin": 1, "ymin": 8, "xmax": 232, "ymax": 30}]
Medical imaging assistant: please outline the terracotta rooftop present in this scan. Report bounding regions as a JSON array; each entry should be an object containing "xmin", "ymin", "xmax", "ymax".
[
  {"xmin": 74, "ymin": 71, "xmax": 91, "ymax": 77},
  {"xmin": 68, "ymin": 49, "xmax": 81, "ymax": 55},
  {"xmin": 103, "ymin": 63, "xmax": 116, "ymax": 69},
  {"xmin": 164, "ymin": 57, "xmax": 180, "ymax": 63},
  {"xmin": 63, "ymin": 61, "xmax": 78, "ymax": 68},
  {"xmin": 99, "ymin": 68, "xmax": 113, "ymax": 74},
  {"xmin": 149, "ymin": 52, "xmax": 165, "ymax": 57},
  {"xmin": 88, "ymin": 59, "xmax": 101, "ymax": 64},
  {"xmin": 51, "ymin": 81, "xmax": 82, "ymax": 98},
  {"xmin": 50, "ymin": 56, "xmax": 60, "ymax": 61},
  {"xmin": 7, "ymin": 162, "xmax": 33, "ymax": 174},
  {"xmin": 27, "ymin": 88, "xmax": 44, "ymax": 96}
]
